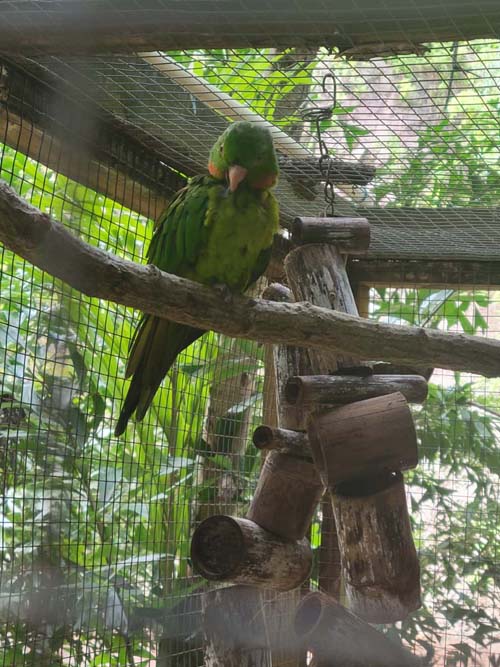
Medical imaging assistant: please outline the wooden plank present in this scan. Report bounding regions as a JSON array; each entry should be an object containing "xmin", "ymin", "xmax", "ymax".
[
  {"xmin": 0, "ymin": 108, "xmax": 168, "ymax": 219},
  {"xmin": 0, "ymin": 1, "xmax": 498, "ymax": 54},
  {"xmin": 349, "ymin": 258, "xmax": 500, "ymax": 288}
]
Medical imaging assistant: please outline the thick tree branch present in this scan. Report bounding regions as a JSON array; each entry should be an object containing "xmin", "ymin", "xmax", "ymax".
[{"xmin": 1, "ymin": 179, "xmax": 500, "ymax": 377}]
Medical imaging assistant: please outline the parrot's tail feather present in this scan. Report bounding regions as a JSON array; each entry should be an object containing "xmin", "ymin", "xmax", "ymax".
[{"xmin": 115, "ymin": 316, "xmax": 204, "ymax": 436}]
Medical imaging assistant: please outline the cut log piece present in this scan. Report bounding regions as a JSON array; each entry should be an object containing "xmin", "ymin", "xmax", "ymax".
[
  {"xmin": 307, "ymin": 392, "xmax": 418, "ymax": 486},
  {"xmin": 286, "ymin": 373, "xmax": 428, "ymax": 407},
  {"xmin": 191, "ymin": 515, "xmax": 312, "ymax": 591},
  {"xmin": 332, "ymin": 471, "xmax": 421, "ymax": 623},
  {"xmin": 292, "ymin": 217, "xmax": 370, "ymax": 252},
  {"xmin": 285, "ymin": 243, "xmax": 361, "ymax": 373},
  {"xmin": 294, "ymin": 592, "xmax": 420, "ymax": 667},
  {"xmin": 247, "ymin": 451, "xmax": 324, "ymax": 541},
  {"xmin": 252, "ymin": 425, "xmax": 311, "ymax": 458},
  {"xmin": 203, "ymin": 585, "xmax": 271, "ymax": 667},
  {"xmin": 262, "ymin": 282, "xmax": 314, "ymax": 430}
]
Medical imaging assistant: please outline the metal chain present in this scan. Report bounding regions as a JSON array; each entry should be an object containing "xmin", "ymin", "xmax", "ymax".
[{"xmin": 302, "ymin": 72, "xmax": 337, "ymax": 217}]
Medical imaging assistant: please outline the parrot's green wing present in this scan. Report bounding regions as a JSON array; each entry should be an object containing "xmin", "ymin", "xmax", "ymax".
[
  {"xmin": 246, "ymin": 243, "xmax": 273, "ymax": 291},
  {"xmin": 115, "ymin": 176, "xmax": 214, "ymax": 436}
]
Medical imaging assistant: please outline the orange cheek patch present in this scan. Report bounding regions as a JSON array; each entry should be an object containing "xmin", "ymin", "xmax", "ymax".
[
  {"xmin": 253, "ymin": 173, "xmax": 278, "ymax": 189},
  {"xmin": 208, "ymin": 161, "xmax": 225, "ymax": 180}
]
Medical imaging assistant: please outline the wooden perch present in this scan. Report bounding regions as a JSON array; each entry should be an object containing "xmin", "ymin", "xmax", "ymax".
[
  {"xmin": 308, "ymin": 392, "xmax": 418, "ymax": 487},
  {"xmin": 294, "ymin": 592, "xmax": 420, "ymax": 667},
  {"xmin": 291, "ymin": 217, "xmax": 370, "ymax": 252},
  {"xmin": 2, "ymin": 179, "xmax": 500, "ymax": 377},
  {"xmin": 191, "ymin": 516, "xmax": 312, "ymax": 591},
  {"xmin": 285, "ymin": 374, "xmax": 428, "ymax": 407}
]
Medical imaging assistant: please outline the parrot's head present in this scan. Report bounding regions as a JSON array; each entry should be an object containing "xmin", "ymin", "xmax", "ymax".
[{"xmin": 208, "ymin": 121, "xmax": 279, "ymax": 193}]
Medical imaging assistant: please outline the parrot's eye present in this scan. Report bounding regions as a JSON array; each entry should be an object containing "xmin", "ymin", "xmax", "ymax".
[{"xmin": 219, "ymin": 144, "xmax": 224, "ymax": 155}]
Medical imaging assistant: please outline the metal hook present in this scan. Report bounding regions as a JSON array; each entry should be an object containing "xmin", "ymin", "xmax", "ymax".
[{"xmin": 302, "ymin": 71, "xmax": 338, "ymax": 218}]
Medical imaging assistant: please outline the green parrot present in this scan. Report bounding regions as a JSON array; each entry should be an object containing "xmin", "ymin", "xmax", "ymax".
[{"xmin": 115, "ymin": 121, "xmax": 280, "ymax": 436}]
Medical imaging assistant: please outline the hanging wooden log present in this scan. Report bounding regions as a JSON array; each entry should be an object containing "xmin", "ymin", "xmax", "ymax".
[
  {"xmin": 252, "ymin": 425, "xmax": 311, "ymax": 458},
  {"xmin": 291, "ymin": 217, "xmax": 370, "ymax": 252},
  {"xmin": 294, "ymin": 592, "xmax": 420, "ymax": 667},
  {"xmin": 191, "ymin": 515, "xmax": 312, "ymax": 591},
  {"xmin": 307, "ymin": 392, "xmax": 418, "ymax": 487},
  {"xmin": 247, "ymin": 451, "xmax": 325, "ymax": 541},
  {"xmin": 261, "ymin": 282, "xmax": 314, "ymax": 430},
  {"xmin": 285, "ymin": 242, "xmax": 364, "ymax": 605},
  {"xmin": 259, "ymin": 282, "xmax": 318, "ymax": 667},
  {"xmin": 285, "ymin": 243, "xmax": 362, "ymax": 374},
  {"xmin": 285, "ymin": 373, "xmax": 428, "ymax": 408},
  {"xmin": 203, "ymin": 585, "xmax": 271, "ymax": 667},
  {"xmin": 332, "ymin": 471, "xmax": 421, "ymax": 623}
]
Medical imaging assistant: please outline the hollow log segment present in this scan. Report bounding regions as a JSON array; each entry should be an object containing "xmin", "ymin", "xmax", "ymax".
[
  {"xmin": 307, "ymin": 392, "xmax": 418, "ymax": 487},
  {"xmin": 191, "ymin": 515, "xmax": 312, "ymax": 592},
  {"xmin": 286, "ymin": 373, "xmax": 428, "ymax": 408},
  {"xmin": 285, "ymin": 240, "xmax": 364, "ymax": 604},
  {"xmin": 292, "ymin": 217, "xmax": 370, "ymax": 253},
  {"xmin": 294, "ymin": 592, "xmax": 420, "ymax": 667},
  {"xmin": 332, "ymin": 472, "xmax": 421, "ymax": 623},
  {"xmin": 247, "ymin": 451, "xmax": 325, "ymax": 541},
  {"xmin": 252, "ymin": 425, "xmax": 311, "ymax": 458},
  {"xmin": 202, "ymin": 585, "xmax": 271, "ymax": 667}
]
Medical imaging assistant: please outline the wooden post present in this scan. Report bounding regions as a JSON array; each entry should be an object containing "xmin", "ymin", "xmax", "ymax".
[
  {"xmin": 294, "ymin": 592, "xmax": 420, "ymax": 667},
  {"xmin": 332, "ymin": 471, "xmax": 421, "ymax": 623},
  {"xmin": 203, "ymin": 586, "xmax": 271, "ymax": 667},
  {"xmin": 285, "ymin": 242, "xmax": 362, "ymax": 603},
  {"xmin": 259, "ymin": 283, "xmax": 317, "ymax": 667},
  {"xmin": 191, "ymin": 515, "xmax": 312, "ymax": 591},
  {"xmin": 291, "ymin": 217, "xmax": 370, "ymax": 251},
  {"xmin": 307, "ymin": 392, "xmax": 418, "ymax": 486},
  {"xmin": 285, "ymin": 373, "xmax": 428, "ymax": 408}
]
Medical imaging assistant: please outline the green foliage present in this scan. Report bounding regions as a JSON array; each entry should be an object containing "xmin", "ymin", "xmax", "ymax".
[{"xmin": 0, "ymin": 144, "xmax": 264, "ymax": 663}]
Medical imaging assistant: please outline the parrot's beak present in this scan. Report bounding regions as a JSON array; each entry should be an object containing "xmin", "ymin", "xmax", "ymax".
[{"xmin": 228, "ymin": 164, "xmax": 248, "ymax": 192}]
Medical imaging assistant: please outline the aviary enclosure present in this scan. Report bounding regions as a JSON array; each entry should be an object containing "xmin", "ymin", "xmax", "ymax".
[{"xmin": 0, "ymin": 2, "xmax": 499, "ymax": 666}]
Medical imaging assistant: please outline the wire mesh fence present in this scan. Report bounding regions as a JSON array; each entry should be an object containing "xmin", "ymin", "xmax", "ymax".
[{"xmin": 0, "ymin": 31, "xmax": 499, "ymax": 667}]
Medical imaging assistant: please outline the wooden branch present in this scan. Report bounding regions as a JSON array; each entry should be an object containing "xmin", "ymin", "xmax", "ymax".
[
  {"xmin": 191, "ymin": 516, "xmax": 312, "ymax": 591},
  {"xmin": 0, "ymin": 1, "xmax": 497, "ymax": 54},
  {"xmin": 285, "ymin": 374, "xmax": 428, "ymax": 407},
  {"xmin": 292, "ymin": 217, "xmax": 370, "ymax": 252},
  {"xmin": 2, "ymin": 179, "xmax": 500, "ymax": 377},
  {"xmin": 295, "ymin": 592, "xmax": 420, "ymax": 667}
]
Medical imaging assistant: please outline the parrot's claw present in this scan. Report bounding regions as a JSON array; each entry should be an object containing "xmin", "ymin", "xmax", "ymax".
[{"xmin": 212, "ymin": 283, "xmax": 234, "ymax": 304}]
